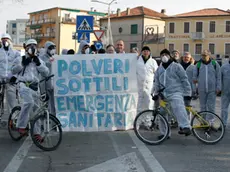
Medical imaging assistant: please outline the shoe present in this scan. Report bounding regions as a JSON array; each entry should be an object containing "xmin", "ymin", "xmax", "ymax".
[
  {"xmin": 18, "ymin": 128, "xmax": 28, "ymax": 136},
  {"xmin": 158, "ymin": 135, "xmax": 170, "ymax": 140},
  {"xmin": 178, "ymin": 128, "xmax": 191, "ymax": 136},
  {"xmin": 33, "ymin": 134, "xmax": 44, "ymax": 143}
]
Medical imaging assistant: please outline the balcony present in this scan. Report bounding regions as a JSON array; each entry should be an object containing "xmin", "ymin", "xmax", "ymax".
[
  {"xmin": 191, "ymin": 32, "xmax": 205, "ymax": 40},
  {"xmin": 27, "ymin": 19, "xmax": 55, "ymax": 26},
  {"xmin": 62, "ymin": 17, "xmax": 76, "ymax": 24}
]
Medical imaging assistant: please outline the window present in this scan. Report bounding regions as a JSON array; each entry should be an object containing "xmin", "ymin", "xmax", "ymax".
[
  {"xmin": 195, "ymin": 44, "xmax": 202, "ymax": 54},
  {"xmin": 226, "ymin": 21, "xmax": 230, "ymax": 32},
  {"xmin": 183, "ymin": 44, "xmax": 189, "ymax": 52},
  {"xmin": 209, "ymin": 43, "xmax": 215, "ymax": 54},
  {"xmin": 209, "ymin": 21, "xmax": 215, "ymax": 33},
  {"xmin": 225, "ymin": 43, "xmax": 230, "ymax": 54},
  {"xmin": 19, "ymin": 38, "xmax": 25, "ymax": 43},
  {"xmin": 72, "ymin": 32, "xmax": 78, "ymax": 40},
  {"xmin": 196, "ymin": 22, "xmax": 203, "ymax": 32},
  {"xmin": 169, "ymin": 23, "xmax": 175, "ymax": 33},
  {"xmin": 12, "ymin": 31, "xmax": 16, "ymax": 35},
  {"xmin": 130, "ymin": 43, "xmax": 137, "ymax": 51},
  {"xmin": 131, "ymin": 24, "xmax": 138, "ymax": 34},
  {"xmin": 184, "ymin": 22, "xmax": 190, "ymax": 33},
  {"xmin": 169, "ymin": 44, "xmax": 174, "ymax": 52},
  {"xmin": 12, "ymin": 23, "xmax": 17, "ymax": 28}
]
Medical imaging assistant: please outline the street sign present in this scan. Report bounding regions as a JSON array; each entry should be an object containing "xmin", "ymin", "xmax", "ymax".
[
  {"xmin": 78, "ymin": 32, "xmax": 90, "ymax": 43},
  {"xmin": 94, "ymin": 41, "xmax": 103, "ymax": 50},
  {"xmin": 77, "ymin": 16, "xmax": 94, "ymax": 33},
  {"xmin": 93, "ymin": 30, "xmax": 105, "ymax": 41}
]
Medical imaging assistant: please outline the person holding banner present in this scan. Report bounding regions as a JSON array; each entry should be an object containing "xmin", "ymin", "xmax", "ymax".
[
  {"xmin": 77, "ymin": 40, "xmax": 90, "ymax": 54},
  {"xmin": 39, "ymin": 41, "xmax": 56, "ymax": 116},
  {"xmin": 136, "ymin": 46, "xmax": 158, "ymax": 114}
]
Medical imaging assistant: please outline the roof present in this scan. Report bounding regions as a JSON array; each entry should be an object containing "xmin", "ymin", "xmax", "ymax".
[
  {"xmin": 28, "ymin": 7, "xmax": 106, "ymax": 16},
  {"xmin": 101, "ymin": 6, "xmax": 167, "ymax": 20},
  {"xmin": 165, "ymin": 8, "xmax": 230, "ymax": 18}
]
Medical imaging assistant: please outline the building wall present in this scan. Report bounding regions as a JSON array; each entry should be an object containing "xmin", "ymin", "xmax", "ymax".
[
  {"xmin": 7, "ymin": 19, "xmax": 27, "ymax": 45},
  {"xmin": 164, "ymin": 16, "xmax": 230, "ymax": 60}
]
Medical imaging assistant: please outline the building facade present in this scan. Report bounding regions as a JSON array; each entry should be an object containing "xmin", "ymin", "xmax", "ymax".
[
  {"xmin": 6, "ymin": 19, "xmax": 28, "ymax": 45},
  {"xmin": 26, "ymin": 7, "xmax": 106, "ymax": 54},
  {"xmin": 163, "ymin": 8, "xmax": 230, "ymax": 61},
  {"xmin": 100, "ymin": 6, "xmax": 166, "ymax": 54}
]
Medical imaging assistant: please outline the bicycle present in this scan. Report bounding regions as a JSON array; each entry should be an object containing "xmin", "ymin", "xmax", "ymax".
[
  {"xmin": 133, "ymin": 88, "xmax": 225, "ymax": 145},
  {"xmin": 0, "ymin": 80, "xmax": 20, "ymax": 128},
  {"xmin": 8, "ymin": 74, "xmax": 63, "ymax": 151}
]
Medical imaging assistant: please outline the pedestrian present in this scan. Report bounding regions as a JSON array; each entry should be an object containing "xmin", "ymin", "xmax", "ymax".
[
  {"xmin": 115, "ymin": 39, "xmax": 125, "ymax": 54},
  {"xmin": 11, "ymin": 39, "xmax": 49, "ymax": 139},
  {"xmin": 98, "ymin": 49, "xmax": 106, "ymax": 54},
  {"xmin": 154, "ymin": 49, "xmax": 192, "ymax": 139},
  {"xmin": 220, "ymin": 61, "xmax": 230, "ymax": 128},
  {"xmin": 77, "ymin": 40, "xmax": 90, "ymax": 54},
  {"xmin": 136, "ymin": 46, "xmax": 158, "ymax": 114},
  {"xmin": 106, "ymin": 44, "xmax": 116, "ymax": 54},
  {"xmin": 131, "ymin": 47, "xmax": 139, "ymax": 56},
  {"xmin": 39, "ymin": 41, "xmax": 56, "ymax": 116},
  {"xmin": 0, "ymin": 33, "xmax": 21, "ymax": 113},
  {"xmin": 193, "ymin": 50, "xmax": 221, "ymax": 114},
  {"xmin": 67, "ymin": 49, "xmax": 75, "ymax": 55},
  {"xmin": 61, "ymin": 49, "xmax": 68, "ymax": 55},
  {"xmin": 171, "ymin": 50, "xmax": 181, "ymax": 63}
]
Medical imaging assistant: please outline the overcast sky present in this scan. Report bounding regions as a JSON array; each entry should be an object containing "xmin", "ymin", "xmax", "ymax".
[{"xmin": 0, "ymin": 0, "xmax": 229, "ymax": 34}]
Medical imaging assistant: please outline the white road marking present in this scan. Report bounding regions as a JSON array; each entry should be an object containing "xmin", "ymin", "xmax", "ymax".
[
  {"xmin": 78, "ymin": 152, "xmax": 146, "ymax": 172},
  {"xmin": 3, "ymin": 137, "xmax": 32, "ymax": 172},
  {"xmin": 128, "ymin": 130, "xmax": 166, "ymax": 172}
]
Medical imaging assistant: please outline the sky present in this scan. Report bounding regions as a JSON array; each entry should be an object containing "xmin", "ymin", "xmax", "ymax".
[{"xmin": 0, "ymin": 0, "xmax": 229, "ymax": 34}]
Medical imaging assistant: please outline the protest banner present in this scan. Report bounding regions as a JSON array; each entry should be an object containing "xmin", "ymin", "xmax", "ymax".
[{"xmin": 53, "ymin": 54, "xmax": 138, "ymax": 131}]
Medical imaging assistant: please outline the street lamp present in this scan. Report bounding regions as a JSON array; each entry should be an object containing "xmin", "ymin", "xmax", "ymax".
[{"xmin": 91, "ymin": 0, "xmax": 117, "ymax": 45}]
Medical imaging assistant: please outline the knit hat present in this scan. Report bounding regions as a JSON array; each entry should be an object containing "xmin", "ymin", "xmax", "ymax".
[
  {"xmin": 160, "ymin": 49, "xmax": 171, "ymax": 56},
  {"xmin": 141, "ymin": 46, "xmax": 151, "ymax": 52}
]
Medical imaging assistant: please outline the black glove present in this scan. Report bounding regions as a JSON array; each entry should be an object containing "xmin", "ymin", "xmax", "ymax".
[
  {"xmin": 184, "ymin": 96, "xmax": 192, "ymax": 100},
  {"xmin": 152, "ymin": 95, "xmax": 159, "ymax": 101},
  {"xmin": 33, "ymin": 56, "xmax": 41, "ymax": 66},
  {"xmin": 9, "ymin": 76, "xmax": 17, "ymax": 84},
  {"xmin": 22, "ymin": 57, "xmax": 32, "ymax": 66}
]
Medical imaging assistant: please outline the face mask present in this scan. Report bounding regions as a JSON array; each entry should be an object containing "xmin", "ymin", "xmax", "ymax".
[
  {"xmin": 85, "ymin": 48, "xmax": 90, "ymax": 54},
  {"xmin": 162, "ymin": 55, "xmax": 169, "ymax": 63},
  {"xmin": 49, "ymin": 49, "xmax": 56, "ymax": 56},
  {"xmin": 28, "ymin": 46, "xmax": 37, "ymax": 55},
  {"xmin": 2, "ymin": 40, "xmax": 9, "ymax": 48}
]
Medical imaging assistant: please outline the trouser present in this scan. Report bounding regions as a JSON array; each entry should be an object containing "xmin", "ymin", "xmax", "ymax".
[
  {"xmin": 159, "ymin": 94, "xmax": 191, "ymax": 136},
  {"xmin": 199, "ymin": 91, "xmax": 216, "ymax": 123},
  {"xmin": 137, "ymin": 90, "xmax": 154, "ymax": 114},
  {"xmin": 47, "ymin": 89, "xmax": 56, "ymax": 115},
  {"xmin": 6, "ymin": 84, "xmax": 16, "ymax": 114},
  {"xmin": 221, "ymin": 93, "xmax": 230, "ymax": 126},
  {"xmin": 16, "ymin": 83, "xmax": 40, "ymax": 133}
]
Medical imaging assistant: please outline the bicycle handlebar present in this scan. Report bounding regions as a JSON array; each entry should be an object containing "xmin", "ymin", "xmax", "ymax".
[
  {"xmin": 39, "ymin": 74, "xmax": 54, "ymax": 83},
  {"xmin": 151, "ymin": 86, "xmax": 166, "ymax": 101}
]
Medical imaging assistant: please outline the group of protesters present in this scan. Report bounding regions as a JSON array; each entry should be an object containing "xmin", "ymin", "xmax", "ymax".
[{"xmin": 0, "ymin": 32, "xmax": 229, "ymax": 140}]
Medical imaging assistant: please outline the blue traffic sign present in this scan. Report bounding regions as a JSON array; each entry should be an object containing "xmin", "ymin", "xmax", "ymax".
[
  {"xmin": 77, "ymin": 16, "xmax": 94, "ymax": 33},
  {"xmin": 78, "ymin": 32, "xmax": 90, "ymax": 43},
  {"xmin": 94, "ymin": 41, "xmax": 103, "ymax": 50}
]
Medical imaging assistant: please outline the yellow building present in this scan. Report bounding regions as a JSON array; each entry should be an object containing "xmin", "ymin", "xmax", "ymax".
[
  {"xmin": 100, "ymin": 6, "xmax": 166, "ymax": 55},
  {"xmin": 163, "ymin": 8, "xmax": 230, "ymax": 61},
  {"xmin": 26, "ymin": 7, "xmax": 106, "ymax": 54}
]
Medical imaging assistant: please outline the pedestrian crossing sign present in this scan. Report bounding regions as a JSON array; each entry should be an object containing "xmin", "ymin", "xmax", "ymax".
[
  {"xmin": 77, "ymin": 16, "xmax": 94, "ymax": 33},
  {"xmin": 78, "ymin": 32, "xmax": 90, "ymax": 43}
]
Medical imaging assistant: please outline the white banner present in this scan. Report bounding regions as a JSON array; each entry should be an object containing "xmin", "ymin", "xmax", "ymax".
[{"xmin": 53, "ymin": 54, "xmax": 138, "ymax": 131}]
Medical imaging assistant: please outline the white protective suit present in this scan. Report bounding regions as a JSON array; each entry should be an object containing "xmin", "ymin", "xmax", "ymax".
[
  {"xmin": 11, "ymin": 54, "xmax": 49, "ymax": 129},
  {"xmin": 136, "ymin": 56, "xmax": 158, "ymax": 113},
  {"xmin": 39, "ymin": 41, "xmax": 56, "ymax": 115},
  {"xmin": 154, "ymin": 61, "xmax": 192, "ymax": 136},
  {"xmin": 220, "ymin": 63, "xmax": 230, "ymax": 126},
  {"xmin": 0, "ymin": 46, "xmax": 21, "ymax": 112},
  {"xmin": 77, "ymin": 40, "xmax": 90, "ymax": 54}
]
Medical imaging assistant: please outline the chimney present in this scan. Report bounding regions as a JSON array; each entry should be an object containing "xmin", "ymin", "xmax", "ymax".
[
  {"xmin": 161, "ymin": 9, "xmax": 166, "ymax": 14},
  {"xmin": 126, "ymin": 8, "xmax": 130, "ymax": 15},
  {"xmin": 117, "ymin": 8, "xmax": 121, "ymax": 16}
]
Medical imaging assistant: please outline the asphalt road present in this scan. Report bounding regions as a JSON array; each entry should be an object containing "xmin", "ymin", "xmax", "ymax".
[{"xmin": 0, "ymin": 98, "xmax": 230, "ymax": 172}]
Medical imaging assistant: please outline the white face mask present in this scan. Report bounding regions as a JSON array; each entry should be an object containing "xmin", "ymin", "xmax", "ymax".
[
  {"xmin": 3, "ymin": 41, "xmax": 9, "ymax": 47},
  {"xmin": 28, "ymin": 47, "xmax": 37, "ymax": 55},
  {"xmin": 50, "ymin": 49, "xmax": 56, "ymax": 56},
  {"xmin": 85, "ymin": 48, "xmax": 90, "ymax": 54},
  {"xmin": 162, "ymin": 55, "xmax": 169, "ymax": 63}
]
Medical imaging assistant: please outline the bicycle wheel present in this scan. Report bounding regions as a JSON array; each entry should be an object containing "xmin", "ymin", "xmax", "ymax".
[
  {"xmin": 8, "ymin": 106, "xmax": 24, "ymax": 141},
  {"xmin": 30, "ymin": 112, "xmax": 62, "ymax": 151},
  {"xmin": 191, "ymin": 111, "xmax": 225, "ymax": 144},
  {"xmin": 134, "ymin": 110, "xmax": 169, "ymax": 145}
]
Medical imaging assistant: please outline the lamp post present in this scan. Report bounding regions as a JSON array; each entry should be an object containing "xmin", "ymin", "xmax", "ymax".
[{"xmin": 91, "ymin": 0, "xmax": 117, "ymax": 45}]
